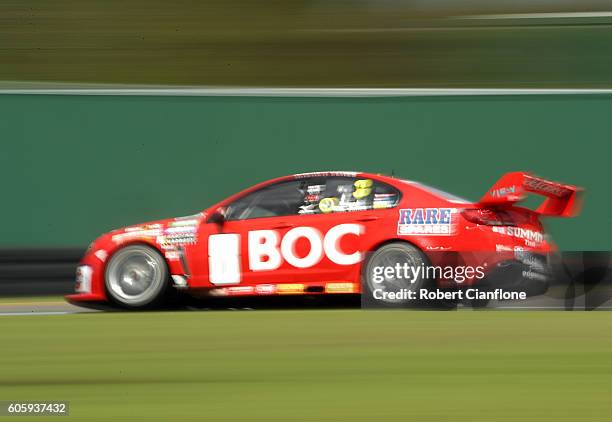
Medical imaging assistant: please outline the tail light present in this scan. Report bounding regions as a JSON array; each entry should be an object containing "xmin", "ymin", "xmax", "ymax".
[{"xmin": 461, "ymin": 208, "xmax": 515, "ymax": 226}]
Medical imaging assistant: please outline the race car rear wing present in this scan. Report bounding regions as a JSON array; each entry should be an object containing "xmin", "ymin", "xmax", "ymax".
[{"xmin": 479, "ymin": 172, "xmax": 583, "ymax": 217}]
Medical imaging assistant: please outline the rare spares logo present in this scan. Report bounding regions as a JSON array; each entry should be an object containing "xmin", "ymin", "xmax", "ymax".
[{"xmin": 397, "ymin": 208, "xmax": 456, "ymax": 236}]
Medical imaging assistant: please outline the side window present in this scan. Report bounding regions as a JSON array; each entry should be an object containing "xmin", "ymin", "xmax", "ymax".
[
  {"xmin": 225, "ymin": 179, "xmax": 308, "ymax": 221},
  {"xmin": 297, "ymin": 177, "xmax": 401, "ymax": 215},
  {"xmin": 372, "ymin": 180, "xmax": 402, "ymax": 210}
]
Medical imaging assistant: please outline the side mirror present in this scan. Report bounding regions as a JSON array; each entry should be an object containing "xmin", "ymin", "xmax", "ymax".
[{"xmin": 208, "ymin": 209, "xmax": 226, "ymax": 225}]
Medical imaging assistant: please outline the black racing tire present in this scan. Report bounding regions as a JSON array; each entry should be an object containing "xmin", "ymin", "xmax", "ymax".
[
  {"xmin": 362, "ymin": 242, "xmax": 439, "ymax": 308},
  {"xmin": 104, "ymin": 244, "xmax": 171, "ymax": 309}
]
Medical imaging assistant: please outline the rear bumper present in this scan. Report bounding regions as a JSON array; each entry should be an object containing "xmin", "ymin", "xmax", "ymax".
[{"xmin": 479, "ymin": 253, "xmax": 551, "ymax": 297}]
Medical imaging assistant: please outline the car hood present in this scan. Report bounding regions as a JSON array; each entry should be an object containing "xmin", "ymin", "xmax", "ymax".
[{"xmin": 106, "ymin": 213, "xmax": 204, "ymax": 245}]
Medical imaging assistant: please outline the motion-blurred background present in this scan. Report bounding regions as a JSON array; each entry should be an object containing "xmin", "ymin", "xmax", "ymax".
[
  {"xmin": 2, "ymin": 4, "xmax": 612, "ymax": 421},
  {"xmin": 3, "ymin": 0, "xmax": 612, "ymax": 87}
]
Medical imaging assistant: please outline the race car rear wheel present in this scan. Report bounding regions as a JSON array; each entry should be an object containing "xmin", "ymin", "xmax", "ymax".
[
  {"xmin": 105, "ymin": 244, "xmax": 169, "ymax": 309},
  {"xmin": 363, "ymin": 242, "xmax": 431, "ymax": 307},
  {"xmin": 362, "ymin": 241, "xmax": 456, "ymax": 309}
]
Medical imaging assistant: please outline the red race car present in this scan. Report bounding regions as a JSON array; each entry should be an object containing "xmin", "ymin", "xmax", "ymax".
[{"xmin": 67, "ymin": 171, "xmax": 582, "ymax": 309}]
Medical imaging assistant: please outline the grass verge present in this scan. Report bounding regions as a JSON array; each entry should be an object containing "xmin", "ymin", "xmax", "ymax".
[{"xmin": 0, "ymin": 310, "xmax": 611, "ymax": 421}]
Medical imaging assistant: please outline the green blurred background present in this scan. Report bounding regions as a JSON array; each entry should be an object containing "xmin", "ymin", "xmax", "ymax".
[
  {"xmin": 0, "ymin": 93, "xmax": 608, "ymax": 250},
  {"xmin": 3, "ymin": 0, "xmax": 612, "ymax": 87}
]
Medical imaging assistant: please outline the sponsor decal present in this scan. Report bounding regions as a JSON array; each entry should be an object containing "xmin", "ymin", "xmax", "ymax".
[
  {"xmin": 124, "ymin": 223, "xmax": 161, "ymax": 232},
  {"xmin": 325, "ymin": 282, "xmax": 356, "ymax": 294},
  {"xmin": 255, "ymin": 284, "xmax": 276, "ymax": 295},
  {"xmin": 426, "ymin": 246, "xmax": 452, "ymax": 251},
  {"xmin": 495, "ymin": 244, "xmax": 514, "ymax": 252},
  {"xmin": 75, "ymin": 265, "xmax": 92, "ymax": 293},
  {"xmin": 114, "ymin": 220, "xmax": 198, "ymax": 245},
  {"xmin": 158, "ymin": 225, "xmax": 198, "ymax": 246},
  {"xmin": 208, "ymin": 233, "xmax": 241, "ymax": 285},
  {"xmin": 397, "ymin": 208, "xmax": 456, "ymax": 236},
  {"xmin": 294, "ymin": 171, "xmax": 357, "ymax": 179},
  {"xmin": 276, "ymin": 284, "xmax": 305, "ymax": 294},
  {"xmin": 208, "ymin": 288, "xmax": 229, "ymax": 297},
  {"xmin": 524, "ymin": 177, "xmax": 571, "ymax": 197},
  {"xmin": 165, "ymin": 226, "xmax": 197, "ymax": 234},
  {"xmin": 171, "ymin": 275, "xmax": 188, "ymax": 287},
  {"xmin": 249, "ymin": 224, "xmax": 363, "ymax": 270},
  {"xmin": 227, "ymin": 286, "xmax": 255, "ymax": 296},
  {"xmin": 157, "ymin": 233, "xmax": 196, "ymax": 245},
  {"xmin": 169, "ymin": 219, "xmax": 199, "ymax": 228},
  {"xmin": 490, "ymin": 185, "xmax": 517, "ymax": 198},
  {"xmin": 208, "ymin": 223, "xmax": 363, "ymax": 285},
  {"xmin": 492, "ymin": 226, "xmax": 544, "ymax": 246},
  {"xmin": 93, "ymin": 250, "xmax": 108, "ymax": 262},
  {"xmin": 112, "ymin": 228, "xmax": 162, "ymax": 243},
  {"xmin": 164, "ymin": 251, "xmax": 180, "ymax": 260}
]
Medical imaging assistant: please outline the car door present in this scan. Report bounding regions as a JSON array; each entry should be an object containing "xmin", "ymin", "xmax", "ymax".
[
  {"xmin": 203, "ymin": 178, "xmax": 311, "ymax": 288},
  {"xmin": 287, "ymin": 175, "xmax": 397, "ymax": 285}
]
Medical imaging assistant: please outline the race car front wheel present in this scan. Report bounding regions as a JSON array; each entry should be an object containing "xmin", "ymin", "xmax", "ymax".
[{"xmin": 105, "ymin": 244, "xmax": 170, "ymax": 309}]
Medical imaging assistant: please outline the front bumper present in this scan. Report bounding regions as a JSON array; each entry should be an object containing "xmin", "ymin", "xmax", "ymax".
[
  {"xmin": 65, "ymin": 260, "xmax": 107, "ymax": 303},
  {"xmin": 75, "ymin": 265, "xmax": 92, "ymax": 293},
  {"xmin": 65, "ymin": 293, "xmax": 107, "ymax": 303}
]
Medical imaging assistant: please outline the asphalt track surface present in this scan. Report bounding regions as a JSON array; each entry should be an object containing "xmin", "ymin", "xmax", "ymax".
[
  {"xmin": 0, "ymin": 299, "xmax": 96, "ymax": 316},
  {"xmin": 2, "ymin": 288, "xmax": 612, "ymax": 315},
  {"xmin": 0, "ymin": 295, "xmax": 365, "ymax": 316}
]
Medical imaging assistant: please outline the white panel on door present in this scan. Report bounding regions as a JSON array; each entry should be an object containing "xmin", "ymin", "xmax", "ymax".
[{"xmin": 208, "ymin": 233, "xmax": 241, "ymax": 285}]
